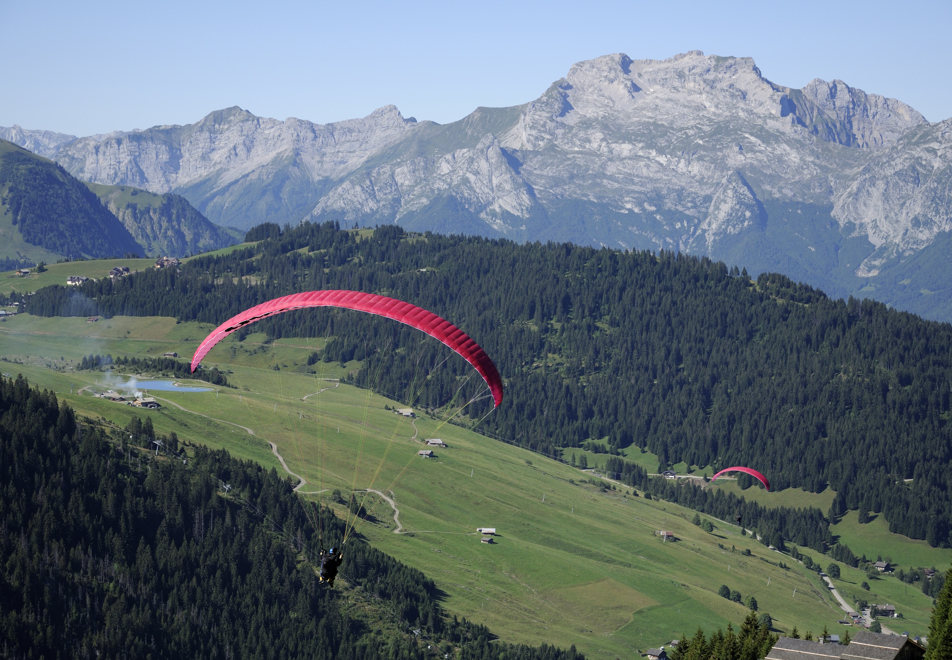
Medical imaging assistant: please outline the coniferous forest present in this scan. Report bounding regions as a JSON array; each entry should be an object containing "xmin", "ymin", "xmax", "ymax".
[
  {"xmin": 0, "ymin": 374, "xmax": 586, "ymax": 660},
  {"xmin": 670, "ymin": 612, "xmax": 777, "ymax": 660},
  {"xmin": 18, "ymin": 221, "xmax": 952, "ymax": 548},
  {"xmin": 0, "ymin": 142, "xmax": 142, "ymax": 259}
]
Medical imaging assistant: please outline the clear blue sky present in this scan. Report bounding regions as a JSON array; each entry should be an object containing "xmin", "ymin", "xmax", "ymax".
[{"xmin": 3, "ymin": 0, "xmax": 950, "ymax": 136}]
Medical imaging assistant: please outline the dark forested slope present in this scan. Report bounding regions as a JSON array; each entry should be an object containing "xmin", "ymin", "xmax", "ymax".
[
  {"xmin": 21, "ymin": 222, "xmax": 952, "ymax": 548},
  {"xmin": 88, "ymin": 182, "xmax": 239, "ymax": 257},
  {"xmin": 0, "ymin": 374, "xmax": 583, "ymax": 660},
  {"xmin": 0, "ymin": 140, "xmax": 142, "ymax": 259}
]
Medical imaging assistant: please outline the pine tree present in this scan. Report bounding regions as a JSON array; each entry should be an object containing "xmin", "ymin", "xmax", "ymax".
[{"xmin": 925, "ymin": 568, "xmax": 952, "ymax": 660}]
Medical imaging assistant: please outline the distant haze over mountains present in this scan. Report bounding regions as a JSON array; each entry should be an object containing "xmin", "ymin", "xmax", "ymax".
[{"xmin": 5, "ymin": 51, "xmax": 952, "ymax": 321}]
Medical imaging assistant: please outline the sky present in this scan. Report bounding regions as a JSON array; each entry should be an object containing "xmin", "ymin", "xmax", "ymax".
[{"xmin": 3, "ymin": 0, "xmax": 951, "ymax": 137}]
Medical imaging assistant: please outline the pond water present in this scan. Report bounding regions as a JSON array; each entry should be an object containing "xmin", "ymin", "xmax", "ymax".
[{"xmin": 135, "ymin": 380, "xmax": 213, "ymax": 393}]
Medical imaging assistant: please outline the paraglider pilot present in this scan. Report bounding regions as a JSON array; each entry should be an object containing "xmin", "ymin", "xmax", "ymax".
[{"xmin": 319, "ymin": 546, "xmax": 343, "ymax": 586}]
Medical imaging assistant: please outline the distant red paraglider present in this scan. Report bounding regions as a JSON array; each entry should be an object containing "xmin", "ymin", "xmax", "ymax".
[
  {"xmin": 710, "ymin": 466, "xmax": 770, "ymax": 491},
  {"xmin": 190, "ymin": 290, "xmax": 504, "ymax": 407}
]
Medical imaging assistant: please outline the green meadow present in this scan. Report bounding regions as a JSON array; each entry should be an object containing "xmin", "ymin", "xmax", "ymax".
[
  {"xmin": 831, "ymin": 511, "xmax": 950, "ymax": 570},
  {"xmin": 831, "ymin": 559, "xmax": 937, "ymax": 635},
  {"xmin": 0, "ymin": 258, "xmax": 156, "ymax": 295},
  {"xmin": 0, "ymin": 251, "xmax": 252, "ymax": 298},
  {"xmin": 1, "ymin": 312, "xmax": 945, "ymax": 657}
]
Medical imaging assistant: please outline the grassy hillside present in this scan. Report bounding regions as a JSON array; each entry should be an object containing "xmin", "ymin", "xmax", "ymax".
[
  {"xmin": 0, "ymin": 203, "xmax": 64, "ymax": 267},
  {"xmin": 2, "ymin": 312, "xmax": 943, "ymax": 658},
  {"xmin": 86, "ymin": 182, "xmax": 167, "ymax": 209},
  {"xmin": 87, "ymin": 182, "xmax": 241, "ymax": 257},
  {"xmin": 0, "ymin": 248, "xmax": 271, "ymax": 297},
  {"xmin": 0, "ymin": 258, "xmax": 156, "ymax": 296},
  {"xmin": 26, "ymin": 222, "xmax": 950, "ymax": 551}
]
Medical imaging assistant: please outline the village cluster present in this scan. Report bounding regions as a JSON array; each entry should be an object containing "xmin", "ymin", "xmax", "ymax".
[
  {"xmin": 95, "ymin": 390, "xmax": 161, "ymax": 409},
  {"xmin": 8, "ymin": 256, "xmax": 182, "ymax": 288},
  {"xmin": 62, "ymin": 256, "xmax": 180, "ymax": 286}
]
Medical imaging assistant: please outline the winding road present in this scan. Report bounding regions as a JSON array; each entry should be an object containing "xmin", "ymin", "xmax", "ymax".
[
  {"xmin": 151, "ymin": 394, "xmax": 312, "ymax": 491},
  {"xmin": 820, "ymin": 572, "xmax": 856, "ymax": 615},
  {"xmin": 361, "ymin": 489, "xmax": 404, "ymax": 533},
  {"xmin": 87, "ymin": 381, "xmax": 423, "ymax": 535},
  {"xmin": 144, "ymin": 379, "xmax": 348, "ymax": 492},
  {"xmin": 819, "ymin": 573, "xmax": 896, "ymax": 634}
]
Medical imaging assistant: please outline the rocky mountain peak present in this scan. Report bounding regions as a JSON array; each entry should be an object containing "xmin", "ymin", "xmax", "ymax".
[
  {"xmin": 0, "ymin": 125, "xmax": 77, "ymax": 157},
  {"xmin": 5, "ymin": 51, "xmax": 950, "ymax": 319},
  {"xmin": 368, "ymin": 104, "xmax": 410, "ymax": 122},
  {"xmin": 780, "ymin": 78, "xmax": 927, "ymax": 148},
  {"xmin": 547, "ymin": 51, "xmax": 786, "ymax": 127},
  {"xmin": 562, "ymin": 53, "xmax": 645, "ymax": 116},
  {"xmin": 194, "ymin": 106, "xmax": 260, "ymax": 130}
]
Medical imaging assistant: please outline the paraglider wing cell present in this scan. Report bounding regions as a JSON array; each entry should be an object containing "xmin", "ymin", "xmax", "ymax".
[
  {"xmin": 190, "ymin": 290, "xmax": 504, "ymax": 407},
  {"xmin": 710, "ymin": 466, "xmax": 770, "ymax": 491}
]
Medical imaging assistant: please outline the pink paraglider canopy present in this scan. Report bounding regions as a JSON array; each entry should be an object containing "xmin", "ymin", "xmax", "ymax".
[
  {"xmin": 710, "ymin": 466, "xmax": 770, "ymax": 491},
  {"xmin": 190, "ymin": 290, "xmax": 504, "ymax": 407}
]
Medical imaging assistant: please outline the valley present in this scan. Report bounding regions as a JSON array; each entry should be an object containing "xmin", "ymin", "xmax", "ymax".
[{"xmin": 1, "ymin": 309, "xmax": 945, "ymax": 658}]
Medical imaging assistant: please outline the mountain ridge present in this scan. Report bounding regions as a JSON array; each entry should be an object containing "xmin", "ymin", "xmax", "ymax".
[
  {"xmin": 0, "ymin": 139, "xmax": 237, "ymax": 261},
  {"xmin": 6, "ymin": 51, "xmax": 952, "ymax": 319}
]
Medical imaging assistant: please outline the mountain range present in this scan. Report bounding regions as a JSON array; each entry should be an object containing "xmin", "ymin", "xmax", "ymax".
[
  {"xmin": 4, "ymin": 51, "xmax": 952, "ymax": 320},
  {"xmin": 0, "ymin": 139, "xmax": 237, "ymax": 264}
]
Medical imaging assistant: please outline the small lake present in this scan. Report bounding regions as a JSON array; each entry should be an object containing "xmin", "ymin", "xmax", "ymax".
[{"xmin": 136, "ymin": 380, "xmax": 213, "ymax": 393}]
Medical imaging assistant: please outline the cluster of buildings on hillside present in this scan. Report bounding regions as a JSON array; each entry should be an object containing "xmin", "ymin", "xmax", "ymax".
[
  {"xmin": 647, "ymin": 631, "xmax": 925, "ymax": 660},
  {"xmin": 766, "ymin": 631, "xmax": 925, "ymax": 660},
  {"xmin": 66, "ymin": 267, "xmax": 128, "ymax": 285},
  {"xmin": 154, "ymin": 256, "xmax": 180, "ymax": 269},
  {"xmin": 418, "ymin": 438, "xmax": 446, "ymax": 459},
  {"xmin": 58, "ymin": 257, "xmax": 182, "ymax": 286},
  {"xmin": 96, "ymin": 390, "xmax": 160, "ymax": 409}
]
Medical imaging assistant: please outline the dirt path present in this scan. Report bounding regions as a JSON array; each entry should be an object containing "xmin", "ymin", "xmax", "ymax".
[
  {"xmin": 362, "ymin": 489, "xmax": 404, "ymax": 533},
  {"xmin": 270, "ymin": 443, "xmax": 308, "ymax": 491},
  {"xmin": 302, "ymin": 380, "xmax": 339, "ymax": 401},
  {"xmin": 150, "ymin": 394, "xmax": 309, "ymax": 491}
]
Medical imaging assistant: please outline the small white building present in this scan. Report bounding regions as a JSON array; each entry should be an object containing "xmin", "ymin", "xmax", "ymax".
[
  {"xmin": 66, "ymin": 276, "xmax": 89, "ymax": 286},
  {"xmin": 476, "ymin": 527, "xmax": 496, "ymax": 535},
  {"xmin": 425, "ymin": 438, "xmax": 446, "ymax": 447},
  {"xmin": 396, "ymin": 408, "xmax": 415, "ymax": 417}
]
